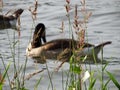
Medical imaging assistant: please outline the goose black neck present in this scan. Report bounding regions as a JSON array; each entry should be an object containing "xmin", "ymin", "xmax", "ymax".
[{"xmin": 32, "ymin": 23, "xmax": 46, "ymax": 48}]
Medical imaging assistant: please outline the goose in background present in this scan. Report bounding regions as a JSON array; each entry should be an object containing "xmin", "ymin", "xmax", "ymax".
[
  {"xmin": 26, "ymin": 23, "xmax": 112, "ymax": 63},
  {"xmin": 0, "ymin": 8, "xmax": 23, "ymax": 30}
]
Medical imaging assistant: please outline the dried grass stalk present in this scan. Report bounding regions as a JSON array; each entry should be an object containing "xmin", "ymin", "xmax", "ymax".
[
  {"xmin": 24, "ymin": 69, "xmax": 45, "ymax": 80},
  {"xmin": 29, "ymin": 0, "xmax": 38, "ymax": 20}
]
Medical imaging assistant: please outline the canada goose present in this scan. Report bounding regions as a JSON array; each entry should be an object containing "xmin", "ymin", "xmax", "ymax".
[
  {"xmin": 26, "ymin": 23, "xmax": 112, "ymax": 63},
  {"xmin": 0, "ymin": 8, "xmax": 23, "ymax": 30}
]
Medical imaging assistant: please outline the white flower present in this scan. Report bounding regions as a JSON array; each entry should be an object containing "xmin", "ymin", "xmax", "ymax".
[{"xmin": 82, "ymin": 70, "xmax": 90, "ymax": 82}]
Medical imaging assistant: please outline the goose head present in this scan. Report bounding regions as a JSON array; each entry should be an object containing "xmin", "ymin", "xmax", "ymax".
[
  {"xmin": 31, "ymin": 23, "xmax": 46, "ymax": 48},
  {"xmin": 12, "ymin": 8, "xmax": 24, "ymax": 18},
  {"xmin": 0, "ymin": 8, "xmax": 24, "ymax": 30},
  {"xmin": 26, "ymin": 23, "xmax": 47, "ymax": 57}
]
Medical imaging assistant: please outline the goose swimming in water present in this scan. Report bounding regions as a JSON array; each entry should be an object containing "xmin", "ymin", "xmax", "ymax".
[
  {"xmin": 0, "ymin": 8, "xmax": 24, "ymax": 30},
  {"xmin": 26, "ymin": 23, "xmax": 112, "ymax": 63}
]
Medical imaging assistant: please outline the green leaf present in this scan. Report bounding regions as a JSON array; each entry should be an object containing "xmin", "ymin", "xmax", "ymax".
[
  {"xmin": 102, "ymin": 63, "xmax": 108, "ymax": 71},
  {"xmin": 1, "ymin": 62, "xmax": 11, "ymax": 83},
  {"xmin": 34, "ymin": 75, "xmax": 43, "ymax": 90},
  {"xmin": 106, "ymin": 71, "xmax": 120, "ymax": 89},
  {"xmin": 102, "ymin": 79, "xmax": 111, "ymax": 90},
  {"xmin": 82, "ymin": 55, "xmax": 87, "ymax": 62},
  {"xmin": 89, "ymin": 78, "xmax": 96, "ymax": 90},
  {"xmin": 70, "ymin": 64, "xmax": 82, "ymax": 74},
  {"xmin": 0, "ymin": 83, "xmax": 3, "ymax": 90}
]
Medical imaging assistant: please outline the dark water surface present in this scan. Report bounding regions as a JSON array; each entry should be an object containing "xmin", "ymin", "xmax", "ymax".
[{"xmin": 0, "ymin": 0, "xmax": 120, "ymax": 90}]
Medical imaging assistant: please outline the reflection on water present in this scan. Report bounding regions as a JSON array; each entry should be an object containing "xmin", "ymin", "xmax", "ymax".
[{"xmin": 0, "ymin": 0, "xmax": 120, "ymax": 90}]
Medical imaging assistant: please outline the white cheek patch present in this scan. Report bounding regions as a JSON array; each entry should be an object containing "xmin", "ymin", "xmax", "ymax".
[
  {"xmin": 76, "ymin": 46, "xmax": 95, "ymax": 56},
  {"xmin": 26, "ymin": 43, "xmax": 32, "ymax": 56},
  {"xmin": 10, "ymin": 19, "xmax": 17, "ymax": 28},
  {"xmin": 26, "ymin": 43, "xmax": 44, "ymax": 57}
]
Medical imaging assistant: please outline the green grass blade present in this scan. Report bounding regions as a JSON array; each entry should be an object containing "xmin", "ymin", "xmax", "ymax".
[
  {"xmin": 0, "ymin": 62, "xmax": 11, "ymax": 90},
  {"xmin": 34, "ymin": 75, "xmax": 43, "ymax": 90},
  {"xmin": 106, "ymin": 71, "xmax": 120, "ymax": 89},
  {"xmin": 1, "ymin": 62, "xmax": 11, "ymax": 83},
  {"xmin": 0, "ymin": 84, "xmax": 3, "ymax": 90},
  {"xmin": 102, "ymin": 63, "xmax": 108, "ymax": 71},
  {"xmin": 89, "ymin": 78, "xmax": 96, "ymax": 90},
  {"xmin": 102, "ymin": 78, "xmax": 111, "ymax": 90}
]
